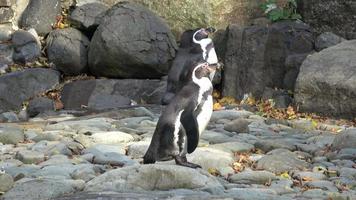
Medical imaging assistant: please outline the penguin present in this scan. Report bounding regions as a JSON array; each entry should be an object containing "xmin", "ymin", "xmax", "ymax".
[
  {"xmin": 161, "ymin": 27, "xmax": 219, "ymax": 105},
  {"xmin": 143, "ymin": 61, "xmax": 216, "ymax": 168}
]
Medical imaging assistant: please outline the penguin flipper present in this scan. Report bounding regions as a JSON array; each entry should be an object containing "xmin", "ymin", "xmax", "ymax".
[{"xmin": 181, "ymin": 109, "xmax": 199, "ymax": 154}]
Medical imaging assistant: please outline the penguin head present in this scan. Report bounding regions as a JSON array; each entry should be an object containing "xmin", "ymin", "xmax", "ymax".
[
  {"xmin": 192, "ymin": 62, "xmax": 217, "ymax": 80},
  {"xmin": 192, "ymin": 27, "xmax": 216, "ymax": 42}
]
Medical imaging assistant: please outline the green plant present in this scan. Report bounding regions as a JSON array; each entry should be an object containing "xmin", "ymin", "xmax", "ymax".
[{"xmin": 260, "ymin": 0, "xmax": 302, "ymax": 22}]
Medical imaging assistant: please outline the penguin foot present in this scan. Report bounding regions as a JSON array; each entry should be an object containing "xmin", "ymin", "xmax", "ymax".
[{"xmin": 175, "ymin": 156, "xmax": 201, "ymax": 169}]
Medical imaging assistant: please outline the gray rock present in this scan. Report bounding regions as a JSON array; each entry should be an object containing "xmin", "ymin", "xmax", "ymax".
[
  {"xmin": 333, "ymin": 148, "xmax": 356, "ymax": 160},
  {"xmin": 209, "ymin": 142, "xmax": 254, "ymax": 153},
  {"xmin": 0, "ymin": 125, "xmax": 24, "ymax": 144},
  {"xmin": 288, "ymin": 119, "xmax": 316, "ymax": 131},
  {"xmin": 11, "ymin": 29, "xmax": 41, "ymax": 64},
  {"xmin": 292, "ymin": 171, "xmax": 327, "ymax": 181},
  {"xmin": 299, "ymin": 1, "xmax": 356, "ymax": 39},
  {"xmin": 256, "ymin": 149, "xmax": 310, "ymax": 174},
  {"xmin": 15, "ymin": 150, "xmax": 45, "ymax": 164},
  {"xmin": 211, "ymin": 110, "xmax": 253, "ymax": 122},
  {"xmin": 27, "ymin": 97, "xmax": 54, "ymax": 117},
  {"xmin": 230, "ymin": 170, "xmax": 276, "ymax": 184},
  {"xmin": 19, "ymin": 0, "xmax": 61, "ymax": 35},
  {"xmin": 2, "ymin": 177, "xmax": 85, "ymax": 200},
  {"xmin": 186, "ymin": 147, "xmax": 234, "ymax": 171},
  {"xmin": 283, "ymin": 53, "xmax": 310, "ymax": 90},
  {"xmin": 295, "ymin": 40, "xmax": 356, "ymax": 118},
  {"xmin": 200, "ymin": 130, "xmax": 234, "ymax": 144},
  {"xmin": 223, "ymin": 21, "xmax": 314, "ymax": 100},
  {"xmin": 46, "ymin": 28, "xmax": 90, "ymax": 75},
  {"xmin": 71, "ymin": 164, "xmax": 97, "ymax": 182},
  {"xmin": 127, "ymin": 141, "xmax": 150, "ymax": 159},
  {"xmin": 89, "ymin": 131, "xmax": 135, "ymax": 144},
  {"xmin": 32, "ymin": 164, "xmax": 79, "ymax": 179},
  {"xmin": 88, "ymin": 2, "xmax": 177, "ymax": 78},
  {"xmin": 38, "ymin": 155, "xmax": 73, "ymax": 167},
  {"xmin": 0, "ymin": 111, "xmax": 19, "ymax": 122},
  {"xmin": 86, "ymin": 144, "xmax": 126, "ymax": 155},
  {"xmin": 0, "ymin": 68, "xmax": 60, "ymax": 113},
  {"xmin": 331, "ymin": 129, "xmax": 356, "ymax": 150},
  {"xmin": 225, "ymin": 188, "xmax": 283, "ymax": 200},
  {"xmin": 61, "ymin": 79, "xmax": 165, "ymax": 110},
  {"xmin": 44, "ymin": 117, "xmax": 114, "ymax": 132},
  {"xmin": 339, "ymin": 167, "xmax": 356, "ymax": 180},
  {"xmin": 0, "ymin": 173, "xmax": 14, "ymax": 192},
  {"xmin": 83, "ymin": 151, "xmax": 137, "ymax": 167},
  {"xmin": 224, "ymin": 118, "xmax": 249, "ymax": 133},
  {"xmin": 305, "ymin": 180, "xmax": 339, "ymax": 192},
  {"xmin": 255, "ymin": 139, "xmax": 296, "ymax": 152},
  {"xmin": 5, "ymin": 164, "xmax": 40, "ymax": 180},
  {"xmin": 315, "ymin": 32, "xmax": 346, "ymax": 51},
  {"xmin": 0, "ymin": 159, "xmax": 23, "ymax": 170},
  {"xmin": 69, "ymin": 2, "xmax": 109, "ymax": 32},
  {"xmin": 85, "ymin": 164, "xmax": 224, "ymax": 194}
]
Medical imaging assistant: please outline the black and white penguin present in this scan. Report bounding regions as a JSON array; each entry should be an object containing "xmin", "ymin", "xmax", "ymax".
[
  {"xmin": 161, "ymin": 27, "xmax": 219, "ymax": 105},
  {"xmin": 143, "ymin": 62, "xmax": 216, "ymax": 168}
]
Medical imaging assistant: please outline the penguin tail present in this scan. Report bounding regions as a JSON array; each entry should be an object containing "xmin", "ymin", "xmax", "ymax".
[{"xmin": 143, "ymin": 148, "xmax": 156, "ymax": 164}]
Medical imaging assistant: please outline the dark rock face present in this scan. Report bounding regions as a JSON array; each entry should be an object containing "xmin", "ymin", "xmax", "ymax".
[
  {"xmin": 19, "ymin": 0, "xmax": 61, "ymax": 35},
  {"xmin": 0, "ymin": 68, "xmax": 60, "ymax": 113},
  {"xmin": 69, "ymin": 2, "xmax": 109, "ymax": 35},
  {"xmin": 295, "ymin": 40, "xmax": 356, "ymax": 119},
  {"xmin": 223, "ymin": 21, "xmax": 314, "ymax": 100},
  {"xmin": 27, "ymin": 97, "xmax": 54, "ymax": 117},
  {"xmin": 283, "ymin": 53, "xmax": 310, "ymax": 91},
  {"xmin": 46, "ymin": 28, "xmax": 90, "ymax": 76},
  {"xmin": 11, "ymin": 30, "xmax": 41, "ymax": 64},
  {"xmin": 298, "ymin": 0, "xmax": 356, "ymax": 39},
  {"xmin": 88, "ymin": 2, "xmax": 177, "ymax": 78},
  {"xmin": 61, "ymin": 79, "xmax": 166, "ymax": 110},
  {"xmin": 315, "ymin": 32, "xmax": 346, "ymax": 52}
]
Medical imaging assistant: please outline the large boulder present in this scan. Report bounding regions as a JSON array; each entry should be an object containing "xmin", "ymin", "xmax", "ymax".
[
  {"xmin": 69, "ymin": 2, "xmax": 109, "ymax": 34},
  {"xmin": 85, "ymin": 164, "xmax": 224, "ymax": 193},
  {"xmin": 223, "ymin": 21, "xmax": 314, "ymax": 99},
  {"xmin": 46, "ymin": 28, "xmax": 90, "ymax": 75},
  {"xmin": 60, "ymin": 78, "xmax": 165, "ymax": 110},
  {"xmin": 0, "ymin": 68, "xmax": 60, "ymax": 113},
  {"xmin": 294, "ymin": 40, "xmax": 356, "ymax": 118},
  {"xmin": 19, "ymin": 0, "xmax": 61, "ymax": 35},
  {"xmin": 88, "ymin": 2, "xmax": 177, "ymax": 78},
  {"xmin": 11, "ymin": 29, "xmax": 41, "ymax": 64},
  {"xmin": 298, "ymin": 0, "xmax": 356, "ymax": 39}
]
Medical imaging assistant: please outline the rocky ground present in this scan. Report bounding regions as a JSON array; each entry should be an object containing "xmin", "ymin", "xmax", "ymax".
[{"xmin": 0, "ymin": 106, "xmax": 355, "ymax": 200}]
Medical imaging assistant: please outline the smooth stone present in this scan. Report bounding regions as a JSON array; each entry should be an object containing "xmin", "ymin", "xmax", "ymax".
[
  {"xmin": 0, "ymin": 125, "xmax": 24, "ymax": 144},
  {"xmin": 209, "ymin": 142, "xmax": 254, "ymax": 153},
  {"xmin": 83, "ymin": 151, "xmax": 138, "ymax": 167},
  {"xmin": 0, "ymin": 159, "xmax": 23, "ymax": 170},
  {"xmin": 225, "ymin": 188, "xmax": 284, "ymax": 200},
  {"xmin": 288, "ymin": 119, "xmax": 316, "ymax": 131},
  {"xmin": 331, "ymin": 129, "xmax": 356, "ymax": 150},
  {"xmin": 71, "ymin": 164, "xmax": 98, "ymax": 182},
  {"xmin": 89, "ymin": 131, "xmax": 135, "ymax": 144},
  {"xmin": 29, "ymin": 140, "xmax": 59, "ymax": 152},
  {"xmin": 223, "ymin": 118, "xmax": 250, "ymax": 133},
  {"xmin": 292, "ymin": 171, "xmax": 327, "ymax": 181},
  {"xmin": 270, "ymin": 179, "xmax": 296, "ymax": 195},
  {"xmin": 331, "ymin": 159, "xmax": 355, "ymax": 168},
  {"xmin": 2, "ymin": 177, "xmax": 85, "ymax": 200},
  {"xmin": 15, "ymin": 150, "xmax": 45, "ymax": 164},
  {"xmin": 201, "ymin": 130, "xmax": 234, "ymax": 144},
  {"xmin": 85, "ymin": 164, "xmax": 224, "ymax": 194},
  {"xmin": 256, "ymin": 149, "xmax": 310, "ymax": 174},
  {"xmin": 255, "ymin": 139, "xmax": 296, "ymax": 152},
  {"xmin": 0, "ymin": 173, "xmax": 14, "ymax": 192},
  {"xmin": 86, "ymin": 144, "xmax": 126, "ymax": 155},
  {"xmin": 32, "ymin": 132, "xmax": 62, "ymax": 142},
  {"xmin": 339, "ymin": 167, "xmax": 356, "ymax": 180},
  {"xmin": 187, "ymin": 147, "xmax": 234, "ymax": 170},
  {"xmin": 0, "ymin": 112, "xmax": 19, "ymax": 122},
  {"xmin": 45, "ymin": 117, "xmax": 115, "ymax": 132},
  {"xmin": 299, "ymin": 189, "xmax": 329, "ymax": 199},
  {"xmin": 305, "ymin": 180, "xmax": 339, "ymax": 192},
  {"xmin": 333, "ymin": 148, "xmax": 356, "ymax": 160},
  {"xmin": 5, "ymin": 165, "xmax": 41, "ymax": 179},
  {"xmin": 126, "ymin": 141, "xmax": 150, "ymax": 159},
  {"xmin": 38, "ymin": 155, "xmax": 72, "ymax": 167},
  {"xmin": 114, "ymin": 117, "xmax": 153, "ymax": 129},
  {"xmin": 211, "ymin": 110, "xmax": 253, "ymax": 122},
  {"xmin": 230, "ymin": 170, "xmax": 277, "ymax": 184}
]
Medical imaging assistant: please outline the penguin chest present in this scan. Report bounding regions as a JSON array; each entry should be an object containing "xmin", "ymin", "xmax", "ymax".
[{"xmin": 196, "ymin": 95, "xmax": 213, "ymax": 135}]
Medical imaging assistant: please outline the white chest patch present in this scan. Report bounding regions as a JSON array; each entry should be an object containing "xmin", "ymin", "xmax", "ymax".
[
  {"xmin": 193, "ymin": 37, "xmax": 218, "ymax": 64},
  {"xmin": 173, "ymin": 110, "xmax": 184, "ymax": 147},
  {"xmin": 196, "ymin": 95, "xmax": 213, "ymax": 134}
]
